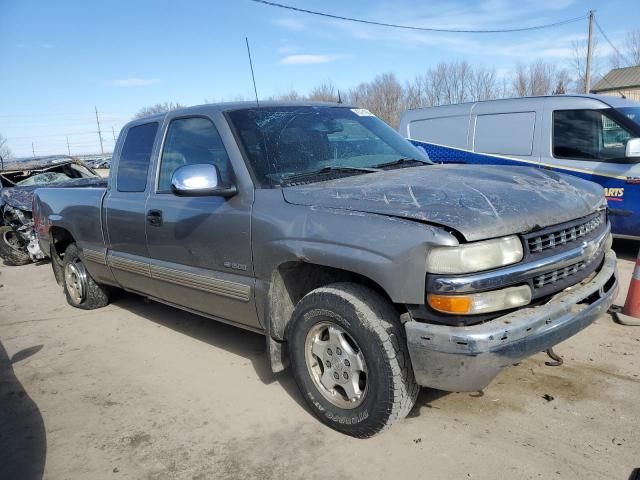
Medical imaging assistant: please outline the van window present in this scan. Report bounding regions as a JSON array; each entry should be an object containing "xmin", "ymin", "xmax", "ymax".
[
  {"xmin": 474, "ymin": 112, "xmax": 535, "ymax": 156},
  {"xmin": 409, "ymin": 116, "xmax": 468, "ymax": 149},
  {"xmin": 158, "ymin": 117, "xmax": 231, "ymax": 192},
  {"xmin": 553, "ymin": 109, "xmax": 633, "ymax": 161},
  {"xmin": 117, "ymin": 122, "xmax": 158, "ymax": 192}
]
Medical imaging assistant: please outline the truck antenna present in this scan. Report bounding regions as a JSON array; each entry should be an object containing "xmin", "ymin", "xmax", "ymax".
[{"xmin": 245, "ymin": 37, "xmax": 260, "ymax": 107}]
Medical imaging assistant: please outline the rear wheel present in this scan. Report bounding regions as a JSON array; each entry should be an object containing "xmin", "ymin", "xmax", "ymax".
[
  {"xmin": 62, "ymin": 244, "xmax": 109, "ymax": 309},
  {"xmin": 288, "ymin": 282, "xmax": 419, "ymax": 437},
  {"xmin": 0, "ymin": 226, "xmax": 31, "ymax": 266}
]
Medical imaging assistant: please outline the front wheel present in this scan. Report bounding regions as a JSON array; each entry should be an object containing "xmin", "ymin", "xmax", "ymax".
[
  {"xmin": 288, "ymin": 283, "xmax": 419, "ymax": 437},
  {"xmin": 62, "ymin": 243, "xmax": 110, "ymax": 309},
  {"xmin": 0, "ymin": 226, "xmax": 31, "ymax": 266}
]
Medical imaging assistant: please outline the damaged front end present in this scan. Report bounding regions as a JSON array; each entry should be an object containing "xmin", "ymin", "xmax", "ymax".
[{"xmin": 0, "ymin": 203, "xmax": 44, "ymax": 265}]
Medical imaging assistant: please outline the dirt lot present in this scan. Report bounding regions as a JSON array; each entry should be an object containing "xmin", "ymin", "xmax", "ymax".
[{"xmin": 1, "ymin": 241, "xmax": 639, "ymax": 480}]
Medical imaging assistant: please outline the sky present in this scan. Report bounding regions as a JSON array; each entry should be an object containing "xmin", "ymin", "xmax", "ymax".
[{"xmin": 0, "ymin": 0, "xmax": 637, "ymax": 157}]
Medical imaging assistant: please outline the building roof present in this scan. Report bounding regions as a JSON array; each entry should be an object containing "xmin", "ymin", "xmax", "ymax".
[{"xmin": 592, "ymin": 66, "xmax": 640, "ymax": 92}]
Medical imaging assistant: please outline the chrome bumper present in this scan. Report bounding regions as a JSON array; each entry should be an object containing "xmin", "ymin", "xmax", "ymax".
[{"xmin": 405, "ymin": 249, "xmax": 618, "ymax": 392}]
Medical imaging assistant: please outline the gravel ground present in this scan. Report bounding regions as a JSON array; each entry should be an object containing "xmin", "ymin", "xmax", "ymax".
[{"xmin": 0, "ymin": 240, "xmax": 639, "ymax": 480}]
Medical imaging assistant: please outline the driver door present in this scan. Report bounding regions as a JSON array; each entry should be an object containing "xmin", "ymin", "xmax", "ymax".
[{"xmin": 145, "ymin": 115, "xmax": 259, "ymax": 329}]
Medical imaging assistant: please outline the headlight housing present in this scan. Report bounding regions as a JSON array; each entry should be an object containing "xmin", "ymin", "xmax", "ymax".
[{"xmin": 426, "ymin": 235, "xmax": 523, "ymax": 274}]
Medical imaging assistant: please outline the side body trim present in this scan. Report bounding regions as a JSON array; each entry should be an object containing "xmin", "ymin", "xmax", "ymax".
[
  {"xmin": 149, "ymin": 265, "xmax": 251, "ymax": 302},
  {"xmin": 107, "ymin": 254, "xmax": 151, "ymax": 277},
  {"xmin": 82, "ymin": 249, "xmax": 107, "ymax": 265}
]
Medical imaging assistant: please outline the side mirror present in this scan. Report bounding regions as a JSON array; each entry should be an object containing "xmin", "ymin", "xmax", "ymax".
[
  {"xmin": 171, "ymin": 164, "xmax": 237, "ymax": 197},
  {"xmin": 625, "ymin": 138, "xmax": 640, "ymax": 161}
]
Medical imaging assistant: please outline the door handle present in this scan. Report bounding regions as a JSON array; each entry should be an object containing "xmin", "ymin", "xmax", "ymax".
[{"xmin": 147, "ymin": 209, "xmax": 163, "ymax": 226}]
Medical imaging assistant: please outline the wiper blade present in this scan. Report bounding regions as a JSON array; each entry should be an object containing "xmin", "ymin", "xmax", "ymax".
[
  {"xmin": 281, "ymin": 166, "xmax": 380, "ymax": 185},
  {"xmin": 372, "ymin": 157, "xmax": 432, "ymax": 169}
]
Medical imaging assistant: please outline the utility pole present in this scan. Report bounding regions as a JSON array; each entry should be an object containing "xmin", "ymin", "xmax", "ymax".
[
  {"xmin": 32, "ymin": 142, "xmax": 36, "ymax": 159},
  {"xmin": 585, "ymin": 10, "xmax": 595, "ymax": 94},
  {"xmin": 66, "ymin": 136, "xmax": 71, "ymax": 156},
  {"xmin": 112, "ymin": 126, "xmax": 116, "ymax": 143},
  {"xmin": 95, "ymin": 106, "xmax": 104, "ymax": 154}
]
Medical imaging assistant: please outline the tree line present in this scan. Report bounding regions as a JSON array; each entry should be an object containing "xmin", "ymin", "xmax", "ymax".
[
  {"xmin": 132, "ymin": 59, "xmax": 580, "ymax": 128},
  {"xmin": 132, "ymin": 29, "xmax": 640, "ymax": 129}
]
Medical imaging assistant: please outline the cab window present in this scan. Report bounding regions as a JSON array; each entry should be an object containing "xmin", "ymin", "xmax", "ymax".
[
  {"xmin": 158, "ymin": 117, "xmax": 232, "ymax": 192},
  {"xmin": 553, "ymin": 109, "xmax": 633, "ymax": 161},
  {"xmin": 117, "ymin": 122, "xmax": 158, "ymax": 192}
]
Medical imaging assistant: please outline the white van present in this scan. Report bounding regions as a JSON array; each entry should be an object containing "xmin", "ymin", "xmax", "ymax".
[{"xmin": 399, "ymin": 94, "xmax": 640, "ymax": 239}]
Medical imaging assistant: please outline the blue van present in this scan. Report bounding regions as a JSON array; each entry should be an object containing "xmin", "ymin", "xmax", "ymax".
[{"xmin": 399, "ymin": 95, "xmax": 640, "ymax": 239}]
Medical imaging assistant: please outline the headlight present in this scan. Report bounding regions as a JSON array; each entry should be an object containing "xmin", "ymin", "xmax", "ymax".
[
  {"xmin": 428, "ymin": 285, "xmax": 532, "ymax": 315},
  {"xmin": 426, "ymin": 235, "xmax": 523, "ymax": 274}
]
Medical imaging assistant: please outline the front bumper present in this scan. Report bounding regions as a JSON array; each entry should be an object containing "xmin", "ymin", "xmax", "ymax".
[{"xmin": 405, "ymin": 249, "xmax": 618, "ymax": 392}]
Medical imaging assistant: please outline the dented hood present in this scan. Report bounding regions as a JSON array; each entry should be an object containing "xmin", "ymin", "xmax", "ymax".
[{"xmin": 282, "ymin": 165, "xmax": 604, "ymax": 241}]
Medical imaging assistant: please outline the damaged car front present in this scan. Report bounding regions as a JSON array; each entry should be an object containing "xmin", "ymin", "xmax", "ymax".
[{"xmin": 0, "ymin": 156, "xmax": 105, "ymax": 265}]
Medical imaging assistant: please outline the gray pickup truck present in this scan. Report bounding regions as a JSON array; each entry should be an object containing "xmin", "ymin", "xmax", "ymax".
[{"xmin": 33, "ymin": 102, "xmax": 618, "ymax": 437}]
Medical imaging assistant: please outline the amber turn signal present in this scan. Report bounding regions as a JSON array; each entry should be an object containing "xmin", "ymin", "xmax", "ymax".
[
  {"xmin": 427, "ymin": 294, "xmax": 472, "ymax": 314},
  {"xmin": 427, "ymin": 285, "xmax": 532, "ymax": 315}
]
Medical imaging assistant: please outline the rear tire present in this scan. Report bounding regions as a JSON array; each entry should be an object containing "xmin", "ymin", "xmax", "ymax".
[
  {"xmin": 62, "ymin": 243, "xmax": 109, "ymax": 309},
  {"xmin": 288, "ymin": 282, "xmax": 419, "ymax": 438},
  {"xmin": 0, "ymin": 226, "xmax": 31, "ymax": 266}
]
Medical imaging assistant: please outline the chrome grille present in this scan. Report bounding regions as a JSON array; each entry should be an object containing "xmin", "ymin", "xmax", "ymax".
[
  {"xmin": 533, "ymin": 262, "xmax": 586, "ymax": 288},
  {"xmin": 528, "ymin": 214, "xmax": 604, "ymax": 254}
]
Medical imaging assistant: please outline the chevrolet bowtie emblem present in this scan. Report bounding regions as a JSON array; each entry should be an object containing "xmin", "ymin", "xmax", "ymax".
[{"xmin": 582, "ymin": 240, "xmax": 598, "ymax": 261}]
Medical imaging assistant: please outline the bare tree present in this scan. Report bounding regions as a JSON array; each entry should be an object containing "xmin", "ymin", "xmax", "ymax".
[
  {"xmin": 512, "ymin": 63, "xmax": 529, "ymax": 96},
  {"xmin": 407, "ymin": 61, "xmax": 501, "ymax": 108},
  {"xmin": 442, "ymin": 60, "xmax": 473, "ymax": 104},
  {"xmin": 571, "ymin": 38, "xmax": 600, "ymax": 93},
  {"xmin": 271, "ymin": 89, "xmax": 303, "ymax": 101},
  {"xmin": 404, "ymin": 75, "xmax": 426, "ymax": 110},
  {"xmin": 626, "ymin": 29, "xmax": 640, "ymax": 66},
  {"xmin": 134, "ymin": 101, "xmax": 185, "ymax": 119},
  {"xmin": 308, "ymin": 81, "xmax": 339, "ymax": 102},
  {"xmin": 347, "ymin": 73, "xmax": 405, "ymax": 128},
  {"xmin": 530, "ymin": 60, "xmax": 556, "ymax": 96},
  {"xmin": 469, "ymin": 66, "xmax": 500, "ymax": 101},
  {"xmin": 511, "ymin": 60, "xmax": 569, "ymax": 96},
  {"xmin": 0, "ymin": 133, "xmax": 12, "ymax": 161}
]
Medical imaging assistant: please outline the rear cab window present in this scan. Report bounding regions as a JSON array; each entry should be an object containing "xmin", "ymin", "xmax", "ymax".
[{"xmin": 117, "ymin": 122, "xmax": 159, "ymax": 192}]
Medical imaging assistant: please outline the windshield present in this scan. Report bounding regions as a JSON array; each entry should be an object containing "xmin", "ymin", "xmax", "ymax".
[
  {"xmin": 227, "ymin": 106, "xmax": 430, "ymax": 187},
  {"xmin": 618, "ymin": 107, "xmax": 640, "ymax": 127},
  {"xmin": 16, "ymin": 171, "xmax": 72, "ymax": 186}
]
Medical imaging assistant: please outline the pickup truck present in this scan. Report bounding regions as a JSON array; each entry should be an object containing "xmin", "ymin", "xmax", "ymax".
[{"xmin": 33, "ymin": 102, "xmax": 618, "ymax": 437}]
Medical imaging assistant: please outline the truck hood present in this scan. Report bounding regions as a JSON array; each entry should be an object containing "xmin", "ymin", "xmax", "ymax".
[
  {"xmin": 282, "ymin": 165, "xmax": 604, "ymax": 241},
  {"xmin": 0, "ymin": 177, "xmax": 107, "ymax": 211}
]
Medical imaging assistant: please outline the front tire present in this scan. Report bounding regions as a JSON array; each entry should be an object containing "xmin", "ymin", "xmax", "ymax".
[
  {"xmin": 0, "ymin": 226, "xmax": 31, "ymax": 266},
  {"xmin": 62, "ymin": 243, "xmax": 110, "ymax": 309},
  {"xmin": 288, "ymin": 283, "xmax": 419, "ymax": 437}
]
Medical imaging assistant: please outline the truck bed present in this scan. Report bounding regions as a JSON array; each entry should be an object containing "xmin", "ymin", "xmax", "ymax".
[{"xmin": 33, "ymin": 186, "xmax": 107, "ymax": 258}]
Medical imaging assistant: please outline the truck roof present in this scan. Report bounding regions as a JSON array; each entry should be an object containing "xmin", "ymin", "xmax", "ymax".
[
  {"xmin": 129, "ymin": 101, "xmax": 352, "ymax": 126},
  {"xmin": 1, "ymin": 155, "xmax": 88, "ymax": 173}
]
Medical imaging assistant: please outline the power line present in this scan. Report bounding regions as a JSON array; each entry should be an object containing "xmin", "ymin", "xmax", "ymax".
[
  {"xmin": 249, "ymin": 0, "xmax": 589, "ymax": 34},
  {"xmin": 594, "ymin": 18, "xmax": 632, "ymax": 66},
  {"xmin": 7, "ymin": 131, "xmax": 99, "ymax": 140}
]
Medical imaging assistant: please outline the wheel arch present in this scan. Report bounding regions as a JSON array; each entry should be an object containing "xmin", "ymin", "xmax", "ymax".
[
  {"xmin": 266, "ymin": 261, "xmax": 402, "ymax": 344},
  {"xmin": 49, "ymin": 226, "xmax": 75, "ymax": 286}
]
